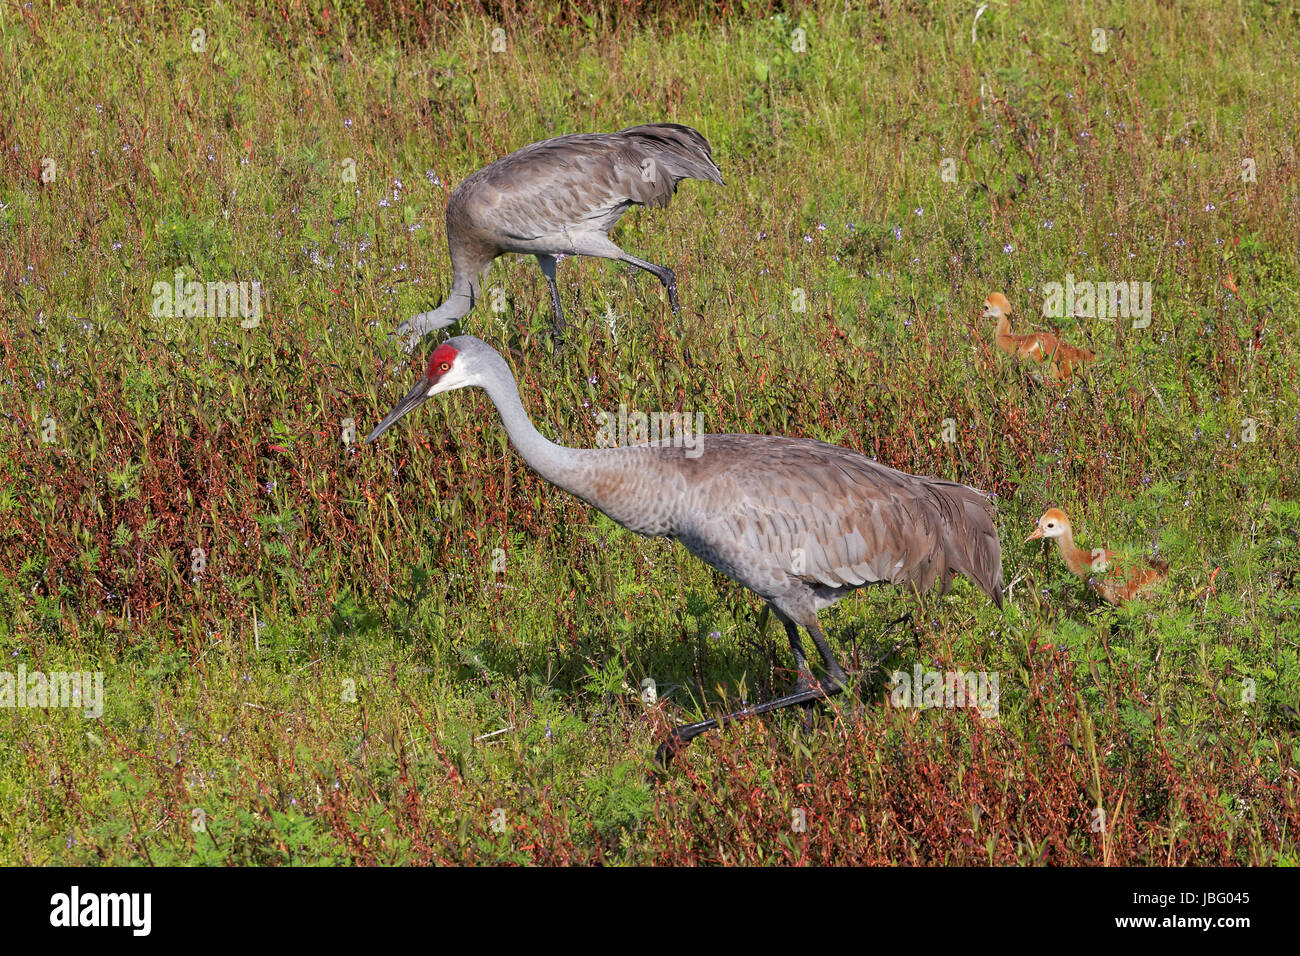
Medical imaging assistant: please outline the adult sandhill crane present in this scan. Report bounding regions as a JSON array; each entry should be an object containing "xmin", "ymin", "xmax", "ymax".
[
  {"xmin": 983, "ymin": 291, "xmax": 1095, "ymax": 382},
  {"xmin": 395, "ymin": 124, "xmax": 724, "ymax": 350},
  {"xmin": 1027, "ymin": 508, "xmax": 1168, "ymax": 604},
  {"xmin": 366, "ymin": 336, "xmax": 1006, "ymax": 760}
]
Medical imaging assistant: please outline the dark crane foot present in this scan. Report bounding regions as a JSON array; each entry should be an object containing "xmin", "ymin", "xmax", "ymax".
[
  {"xmin": 666, "ymin": 282, "xmax": 680, "ymax": 316},
  {"xmin": 654, "ymin": 677, "xmax": 847, "ymax": 768},
  {"xmin": 652, "ymin": 265, "xmax": 679, "ymax": 315},
  {"xmin": 884, "ymin": 610, "xmax": 914, "ymax": 634}
]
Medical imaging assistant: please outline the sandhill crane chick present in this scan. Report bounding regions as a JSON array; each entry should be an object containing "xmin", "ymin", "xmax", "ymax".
[
  {"xmin": 984, "ymin": 292, "xmax": 1095, "ymax": 382},
  {"xmin": 1027, "ymin": 508, "xmax": 1168, "ymax": 605}
]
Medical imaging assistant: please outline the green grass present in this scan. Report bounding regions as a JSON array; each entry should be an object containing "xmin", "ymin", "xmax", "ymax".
[{"xmin": 0, "ymin": 0, "xmax": 1297, "ymax": 864}]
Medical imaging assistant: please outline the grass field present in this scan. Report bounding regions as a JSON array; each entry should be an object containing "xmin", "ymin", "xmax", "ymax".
[{"xmin": 1, "ymin": 0, "xmax": 1298, "ymax": 865}]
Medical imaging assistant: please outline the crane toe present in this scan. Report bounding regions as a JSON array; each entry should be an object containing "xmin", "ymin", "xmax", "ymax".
[{"xmin": 663, "ymin": 268, "xmax": 680, "ymax": 314}]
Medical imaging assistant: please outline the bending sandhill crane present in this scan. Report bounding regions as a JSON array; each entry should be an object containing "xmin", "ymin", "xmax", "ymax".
[
  {"xmin": 367, "ymin": 336, "xmax": 1005, "ymax": 760},
  {"xmin": 1027, "ymin": 508, "xmax": 1168, "ymax": 604},
  {"xmin": 983, "ymin": 292, "xmax": 1094, "ymax": 382},
  {"xmin": 395, "ymin": 124, "xmax": 724, "ymax": 350}
]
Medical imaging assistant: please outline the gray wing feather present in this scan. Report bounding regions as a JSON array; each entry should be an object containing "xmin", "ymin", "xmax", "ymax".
[
  {"xmin": 448, "ymin": 124, "xmax": 722, "ymax": 242},
  {"xmin": 678, "ymin": 436, "xmax": 1003, "ymax": 604}
]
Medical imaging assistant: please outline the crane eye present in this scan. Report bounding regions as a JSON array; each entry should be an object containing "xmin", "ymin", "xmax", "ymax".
[{"xmin": 439, "ymin": 362, "xmax": 450, "ymax": 371}]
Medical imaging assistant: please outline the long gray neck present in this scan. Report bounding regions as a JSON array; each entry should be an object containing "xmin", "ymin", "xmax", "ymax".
[
  {"xmin": 406, "ymin": 283, "xmax": 474, "ymax": 331},
  {"xmin": 401, "ymin": 267, "xmax": 491, "ymax": 349},
  {"xmin": 478, "ymin": 353, "xmax": 587, "ymax": 494}
]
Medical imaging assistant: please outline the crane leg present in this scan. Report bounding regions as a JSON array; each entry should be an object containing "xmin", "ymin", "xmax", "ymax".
[
  {"xmin": 567, "ymin": 236, "xmax": 681, "ymax": 316},
  {"xmin": 656, "ymin": 615, "xmax": 850, "ymax": 766},
  {"xmin": 655, "ymin": 674, "xmax": 843, "ymax": 767},
  {"xmin": 535, "ymin": 254, "xmax": 566, "ymax": 345},
  {"xmin": 616, "ymin": 252, "xmax": 679, "ymax": 315},
  {"xmin": 782, "ymin": 620, "xmax": 819, "ymax": 735},
  {"xmin": 779, "ymin": 617, "xmax": 819, "ymax": 694},
  {"xmin": 802, "ymin": 617, "xmax": 850, "ymax": 690}
]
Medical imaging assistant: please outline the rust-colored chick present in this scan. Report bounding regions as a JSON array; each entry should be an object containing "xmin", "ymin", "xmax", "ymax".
[
  {"xmin": 1027, "ymin": 508, "xmax": 1167, "ymax": 605},
  {"xmin": 984, "ymin": 292, "xmax": 1095, "ymax": 382}
]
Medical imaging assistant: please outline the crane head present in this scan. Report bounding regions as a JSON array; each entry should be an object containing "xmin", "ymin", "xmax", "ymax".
[
  {"xmin": 366, "ymin": 341, "xmax": 469, "ymax": 443},
  {"xmin": 982, "ymin": 291, "xmax": 1012, "ymax": 320},
  {"xmin": 1026, "ymin": 508, "xmax": 1071, "ymax": 542}
]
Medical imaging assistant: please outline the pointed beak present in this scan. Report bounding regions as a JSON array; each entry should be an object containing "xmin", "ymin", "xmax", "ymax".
[
  {"xmin": 366, "ymin": 378, "xmax": 432, "ymax": 443},
  {"xmin": 1025, "ymin": 528, "xmax": 1044, "ymax": 542}
]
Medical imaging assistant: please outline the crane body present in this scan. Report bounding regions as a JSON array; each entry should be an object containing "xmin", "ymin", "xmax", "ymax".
[
  {"xmin": 368, "ymin": 337, "xmax": 1005, "ymax": 759},
  {"xmin": 397, "ymin": 124, "xmax": 723, "ymax": 350}
]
